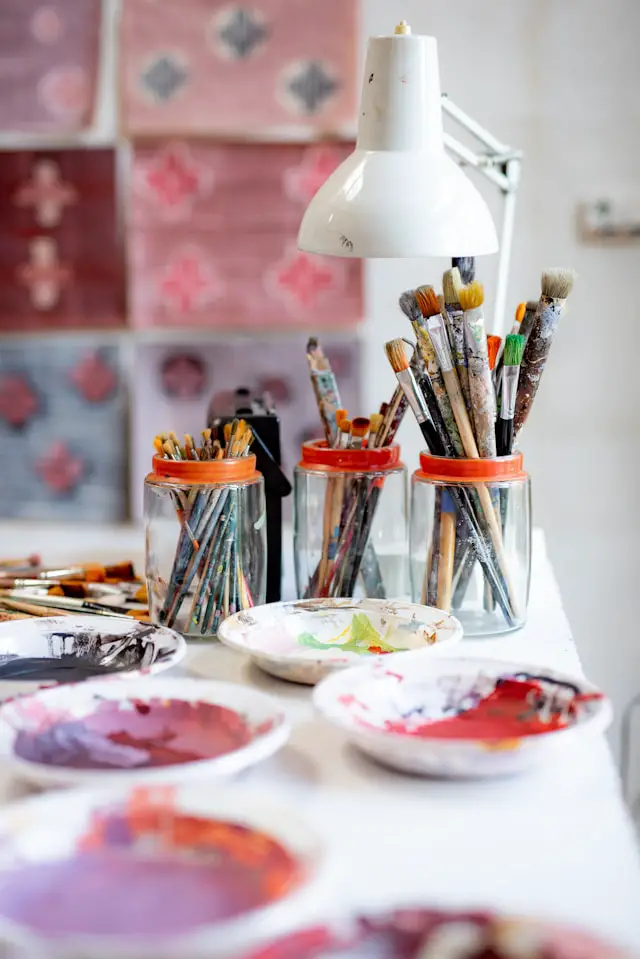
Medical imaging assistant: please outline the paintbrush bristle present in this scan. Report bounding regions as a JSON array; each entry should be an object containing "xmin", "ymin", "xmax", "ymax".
[
  {"xmin": 398, "ymin": 290, "xmax": 422, "ymax": 324},
  {"xmin": 452, "ymin": 256, "xmax": 475, "ymax": 284},
  {"xmin": 340, "ymin": 419, "xmax": 351, "ymax": 434},
  {"xmin": 526, "ymin": 300, "xmax": 538, "ymax": 311},
  {"xmin": 385, "ymin": 339, "xmax": 410, "ymax": 373},
  {"xmin": 515, "ymin": 302, "xmax": 526, "ymax": 324},
  {"xmin": 459, "ymin": 281, "xmax": 485, "ymax": 311},
  {"xmin": 541, "ymin": 267, "xmax": 577, "ymax": 300},
  {"xmin": 503, "ymin": 333, "xmax": 526, "ymax": 367},
  {"xmin": 350, "ymin": 417, "xmax": 370, "ymax": 438},
  {"xmin": 335, "ymin": 408, "xmax": 347, "ymax": 425},
  {"xmin": 369, "ymin": 413, "xmax": 383, "ymax": 434},
  {"xmin": 442, "ymin": 268, "xmax": 462, "ymax": 306},
  {"xmin": 414, "ymin": 285, "xmax": 440, "ymax": 318},
  {"xmin": 487, "ymin": 335, "xmax": 501, "ymax": 371}
]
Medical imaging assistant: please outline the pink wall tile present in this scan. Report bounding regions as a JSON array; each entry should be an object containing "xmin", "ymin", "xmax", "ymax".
[
  {"xmin": 0, "ymin": 0, "xmax": 100, "ymax": 133},
  {"xmin": 0, "ymin": 149, "xmax": 124, "ymax": 332},
  {"xmin": 120, "ymin": 0, "xmax": 357, "ymax": 137},
  {"xmin": 129, "ymin": 141, "xmax": 362, "ymax": 329}
]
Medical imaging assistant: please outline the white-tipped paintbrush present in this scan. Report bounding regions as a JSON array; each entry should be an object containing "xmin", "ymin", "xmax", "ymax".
[
  {"xmin": 514, "ymin": 268, "xmax": 577, "ymax": 437},
  {"xmin": 384, "ymin": 339, "xmax": 441, "ymax": 453},
  {"xmin": 443, "ymin": 267, "xmax": 472, "ymax": 414}
]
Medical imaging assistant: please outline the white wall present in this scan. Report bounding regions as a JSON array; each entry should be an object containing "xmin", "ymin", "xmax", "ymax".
[{"xmin": 362, "ymin": 0, "xmax": 640, "ymax": 792}]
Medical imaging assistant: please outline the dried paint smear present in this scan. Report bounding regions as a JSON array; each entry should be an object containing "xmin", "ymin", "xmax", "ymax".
[{"xmin": 13, "ymin": 698, "xmax": 260, "ymax": 769}]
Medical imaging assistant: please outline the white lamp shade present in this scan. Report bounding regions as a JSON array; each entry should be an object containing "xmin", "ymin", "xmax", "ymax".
[{"xmin": 298, "ymin": 28, "xmax": 498, "ymax": 258}]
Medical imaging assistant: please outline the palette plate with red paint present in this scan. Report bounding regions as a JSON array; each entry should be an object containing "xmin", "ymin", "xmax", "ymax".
[
  {"xmin": 0, "ymin": 784, "xmax": 322, "ymax": 957},
  {"xmin": 0, "ymin": 677, "xmax": 290, "ymax": 787},
  {"xmin": 243, "ymin": 907, "xmax": 632, "ymax": 959},
  {"xmin": 314, "ymin": 655, "xmax": 612, "ymax": 778}
]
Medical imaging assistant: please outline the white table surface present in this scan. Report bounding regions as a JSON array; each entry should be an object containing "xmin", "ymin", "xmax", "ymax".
[{"xmin": 0, "ymin": 523, "xmax": 639, "ymax": 951}]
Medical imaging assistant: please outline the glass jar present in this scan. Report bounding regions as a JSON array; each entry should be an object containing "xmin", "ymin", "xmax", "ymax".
[
  {"xmin": 145, "ymin": 455, "xmax": 266, "ymax": 639},
  {"xmin": 294, "ymin": 440, "xmax": 408, "ymax": 600},
  {"xmin": 410, "ymin": 452, "xmax": 531, "ymax": 637}
]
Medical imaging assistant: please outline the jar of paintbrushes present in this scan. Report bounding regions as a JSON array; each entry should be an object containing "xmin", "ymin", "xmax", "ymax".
[
  {"xmin": 410, "ymin": 453, "xmax": 531, "ymax": 636},
  {"xmin": 144, "ymin": 427, "xmax": 266, "ymax": 638},
  {"xmin": 294, "ymin": 440, "xmax": 408, "ymax": 600}
]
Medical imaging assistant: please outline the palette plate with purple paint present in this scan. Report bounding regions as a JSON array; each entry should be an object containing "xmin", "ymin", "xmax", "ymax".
[
  {"xmin": 244, "ymin": 908, "xmax": 632, "ymax": 959},
  {"xmin": 0, "ymin": 677, "xmax": 290, "ymax": 787},
  {"xmin": 0, "ymin": 615, "xmax": 186, "ymax": 700},
  {"xmin": 0, "ymin": 784, "xmax": 322, "ymax": 957},
  {"xmin": 314, "ymin": 655, "xmax": 612, "ymax": 778}
]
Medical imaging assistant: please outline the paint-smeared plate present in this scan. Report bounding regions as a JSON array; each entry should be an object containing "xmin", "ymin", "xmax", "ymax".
[
  {"xmin": 217, "ymin": 599, "xmax": 462, "ymax": 685},
  {"xmin": 244, "ymin": 908, "xmax": 632, "ymax": 958},
  {"xmin": 0, "ymin": 784, "xmax": 322, "ymax": 959},
  {"xmin": 314, "ymin": 655, "xmax": 612, "ymax": 778},
  {"xmin": 0, "ymin": 615, "xmax": 186, "ymax": 698},
  {"xmin": 0, "ymin": 677, "xmax": 290, "ymax": 787}
]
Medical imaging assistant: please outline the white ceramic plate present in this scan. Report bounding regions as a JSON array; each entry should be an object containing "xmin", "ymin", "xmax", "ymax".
[
  {"xmin": 0, "ymin": 615, "xmax": 186, "ymax": 699},
  {"xmin": 0, "ymin": 676, "xmax": 290, "ymax": 788},
  {"xmin": 217, "ymin": 598, "xmax": 462, "ymax": 685},
  {"xmin": 0, "ymin": 784, "xmax": 323, "ymax": 959},
  {"xmin": 314, "ymin": 654, "xmax": 612, "ymax": 778}
]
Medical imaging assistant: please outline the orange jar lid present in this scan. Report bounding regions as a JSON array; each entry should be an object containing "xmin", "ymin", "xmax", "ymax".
[
  {"xmin": 299, "ymin": 439, "xmax": 402, "ymax": 473},
  {"xmin": 147, "ymin": 454, "xmax": 260, "ymax": 485},
  {"xmin": 416, "ymin": 452, "xmax": 527, "ymax": 483}
]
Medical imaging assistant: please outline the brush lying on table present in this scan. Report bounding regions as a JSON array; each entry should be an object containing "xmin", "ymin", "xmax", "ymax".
[
  {"xmin": 0, "ymin": 559, "xmax": 148, "ymax": 621},
  {"xmin": 386, "ymin": 266, "xmax": 576, "ymax": 621},
  {"xmin": 154, "ymin": 423, "xmax": 255, "ymax": 635},
  {"xmin": 303, "ymin": 338, "xmax": 413, "ymax": 600}
]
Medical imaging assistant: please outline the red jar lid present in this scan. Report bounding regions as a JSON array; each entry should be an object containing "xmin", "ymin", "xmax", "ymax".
[
  {"xmin": 417, "ymin": 452, "xmax": 527, "ymax": 483},
  {"xmin": 148, "ymin": 454, "xmax": 260, "ymax": 484},
  {"xmin": 299, "ymin": 439, "xmax": 402, "ymax": 473}
]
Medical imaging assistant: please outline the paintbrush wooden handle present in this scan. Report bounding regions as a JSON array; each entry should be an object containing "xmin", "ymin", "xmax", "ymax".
[
  {"xmin": 467, "ymin": 355, "xmax": 497, "ymax": 458},
  {"xmin": 514, "ymin": 300, "xmax": 562, "ymax": 437},
  {"xmin": 436, "ymin": 503, "xmax": 456, "ymax": 612},
  {"xmin": 442, "ymin": 368, "xmax": 478, "ymax": 457}
]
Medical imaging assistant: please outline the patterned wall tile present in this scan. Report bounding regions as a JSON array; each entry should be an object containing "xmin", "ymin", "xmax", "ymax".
[
  {"xmin": 0, "ymin": 339, "xmax": 127, "ymax": 521},
  {"xmin": 120, "ymin": 0, "xmax": 357, "ymax": 137},
  {"xmin": 130, "ymin": 336, "xmax": 361, "ymax": 518},
  {"xmin": 129, "ymin": 141, "xmax": 362, "ymax": 329},
  {"xmin": 0, "ymin": 0, "xmax": 101, "ymax": 133},
  {"xmin": 0, "ymin": 149, "xmax": 124, "ymax": 332}
]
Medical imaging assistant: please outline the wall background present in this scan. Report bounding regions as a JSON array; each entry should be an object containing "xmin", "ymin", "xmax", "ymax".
[{"xmin": 1, "ymin": 0, "xmax": 638, "ymax": 800}]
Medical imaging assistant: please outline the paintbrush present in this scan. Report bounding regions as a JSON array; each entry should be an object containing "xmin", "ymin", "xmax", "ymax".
[
  {"xmin": 349, "ymin": 417, "xmax": 370, "ymax": 450},
  {"xmin": 384, "ymin": 339, "xmax": 442, "ymax": 452},
  {"xmin": 460, "ymin": 282, "xmax": 498, "ymax": 459},
  {"xmin": 487, "ymin": 335, "xmax": 501, "ymax": 373},
  {"xmin": 306, "ymin": 337, "xmax": 342, "ymax": 445},
  {"xmin": 497, "ymin": 334, "xmax": 526, "ymax": 456},
  {"xmin": 443, "ymin": 267, "xmax": 472, "ymax": 415},
  {"xmin": 494, "ymin": 303, "xmax": 526, "ymax": 398},
  {"xmin": 518, "ymin": 299, "xmax": 540, "ymax": 341},
  {"xmin": 514, "ymin": 268, "xmax": 577, "ymax": 437},
  {"xmin": 452, "ymin": 257, "xmax": 475, "ymax": 284},
  {"xmin": 400, "ymin": 289, "xmax": 464, "ymax": 455},
  {"xmin": 436, "ymin": 490, "xmax": 456, "ymax": 612},
  {"xmin": 0, "ymin": 591, "xmax": 140, "ymax": 619}
]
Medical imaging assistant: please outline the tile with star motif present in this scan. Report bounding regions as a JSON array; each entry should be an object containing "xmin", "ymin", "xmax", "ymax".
[
  {"xmin": 0, "ymin": 148, "xmax": 124, "ymax": 332},
  {"xmin": 130, "ymin": 336, "xmax": 361, "ymax": 519},
  {"xmin": 0, "ymin": 0, "xmax": 101, "ymax": 133},
  {"xmin": 129, "ymin": 141, "xmax": 362, "ymax": 329},
  {"xmin": 0, "ymin": 339, "xmax": 126, "ymax": 521},
  {"xmin": 120, "ymin": 0, "xmax": 357, "ymax": 137}
]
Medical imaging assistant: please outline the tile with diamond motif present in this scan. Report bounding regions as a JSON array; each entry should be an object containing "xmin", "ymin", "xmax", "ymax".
[
  {"xmin": 130, "ymin": 336, "xmax": 361, "ymax": 519},
  {"xmin": 0, "ymin": 148, "xmax": 124, "ymax": 332},
  {"xmin": 120, "ymin": 0, "xmax": 357, "ymax": 137},
  {"xmin": 129, "ymin": 141, "xmax": 362, "ymax": 329},
  {"xmin": 0, "ymin": 339, "xmax": 126, "ymax": 521},
  {"xmin": 0, "ymin": 0, "xmax": 101, "ymax": 133}
]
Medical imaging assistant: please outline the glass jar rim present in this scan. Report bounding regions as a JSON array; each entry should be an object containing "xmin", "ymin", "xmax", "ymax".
[
  {"xmin": 299, "ymin": 439, "xmax": 402, "ymax": 473},
  {"xmin": 148, "ymin": 454, "xmax": 260, "ymax": 484},
  {"xmin": 416, "ymin": 452, "xmax": 527, "ymax": 483}
]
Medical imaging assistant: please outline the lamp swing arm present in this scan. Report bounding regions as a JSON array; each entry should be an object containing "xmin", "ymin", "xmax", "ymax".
[{"xmin": 441, "ymin": 94, "xmax": 522, "ymax": 337}]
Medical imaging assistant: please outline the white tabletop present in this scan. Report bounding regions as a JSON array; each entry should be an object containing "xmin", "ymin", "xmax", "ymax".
[{"xmin": 0, "ymin": 524, "xmax": 639, "ymax": 950}]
